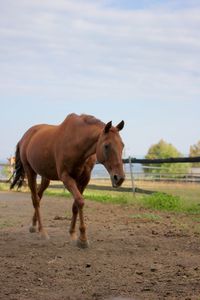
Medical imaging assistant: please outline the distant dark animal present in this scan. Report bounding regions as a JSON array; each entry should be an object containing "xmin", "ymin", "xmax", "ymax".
[{"xmin": 11, "ymin": 113, "xmax": 125, "ymax": 247}]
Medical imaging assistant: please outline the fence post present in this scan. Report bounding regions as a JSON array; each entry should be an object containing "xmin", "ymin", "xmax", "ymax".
[{"xmin": 129, "ymin": 156, "xmax": 135, "ymax": 196}]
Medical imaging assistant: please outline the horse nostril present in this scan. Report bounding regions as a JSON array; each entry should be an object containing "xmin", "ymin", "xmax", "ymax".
[
  {"xmin": 112, "ymin": 174, "xmax": 125, "ymax": 188},
  {"xmin": 114, "ymin": 174, "xmax": 118, "ymax": 182}
]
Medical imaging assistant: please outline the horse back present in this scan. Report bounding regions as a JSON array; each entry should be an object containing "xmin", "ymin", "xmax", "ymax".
[{"xmin": 18, "ymin": 115, "xmax": 98, "ymax": 181}]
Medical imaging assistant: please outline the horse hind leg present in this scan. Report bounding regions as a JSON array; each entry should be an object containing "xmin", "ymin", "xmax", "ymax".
[
  {"xmin": 26, "ymin": 169, "xmax": 49, "ymax": 240},
  {"xmin": 30, "ymin": 177, "xmax": 50, "ymax": 233}
]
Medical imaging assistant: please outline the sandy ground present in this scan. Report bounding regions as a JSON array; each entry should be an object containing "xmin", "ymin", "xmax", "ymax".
[{"xmin": 0, "ymin": 191, "xmax": 200, "ymax": 300}]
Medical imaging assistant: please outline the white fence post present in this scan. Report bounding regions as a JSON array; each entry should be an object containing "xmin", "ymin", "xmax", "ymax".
[{"xmin": 129, "ymin": 156, "xmax": 135, "ymax": 196}]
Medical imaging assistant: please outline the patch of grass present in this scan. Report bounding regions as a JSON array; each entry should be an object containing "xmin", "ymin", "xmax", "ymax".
[
  {"xmin": 142, "ymin": 192, "xmax": 200, "ymax": 214},
  {"xmin": 129, "ymin": 213, "xmax": 162, "ymax": 221},
  {"xmin": 45, "ymin": 188, "xmax": 133, "ymax": 205},
  {"xmin": 34, "ymin": 188, "xmax": 200, "ymax": 214},
  {"xmin": 45, "ymin": 188, "xmax": 132, "ymax": 205},
  {"xmin": 0, "ymin": 220, "xmax": 16, "ymax": 229},
  {"xmin": 191, "ymin": 216, "xmax": 200, "ymax": 222},
  {"xmin": 0, "ymin": 183, "xmax": 10, "ymax": 191},
  {"xmin": 139, "ymin": 182, "xmax": 200, "ymax": 213},
  {"xmin": 142, "ymin": 192, "xmax": 181, "ymax": 212},
  {"xmin": 1, "ymin": 181, "xmax": 200, "ymax": 215},
  {"xmin": 83, "ymin": 190, "xmax": 133, "ymax": 204},
  {"xmin": 181, "ymin": 202, "xmax": 200, "ymax": 214},
  {"xmin": 45, "ymin": 188, "xmax": 71, "ymax": 198}
]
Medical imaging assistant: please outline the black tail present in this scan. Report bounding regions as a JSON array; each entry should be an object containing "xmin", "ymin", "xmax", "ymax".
[{"xmin": 10, "ymin": 143, "xmax": 25, "ymax": 190}]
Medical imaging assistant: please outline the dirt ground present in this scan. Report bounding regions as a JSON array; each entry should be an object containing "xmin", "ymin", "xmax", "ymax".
[{"xmin": 0, "ymin": 191, "xmax": 200, "ymax": 300}]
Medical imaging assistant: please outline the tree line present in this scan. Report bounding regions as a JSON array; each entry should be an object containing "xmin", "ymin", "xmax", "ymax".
[{"xmin": 144, "ymin": 139, "xmax": 200, "ymax": 175}]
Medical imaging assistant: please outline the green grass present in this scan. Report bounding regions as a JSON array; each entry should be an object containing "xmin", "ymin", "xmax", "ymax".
[
  {"xmin": 144, "ymin": 184, "xmax": 200, "ymax": 214},
  {"xmin": 141, "ymin": 191, "xmax": 200, "ymax": 214},
  {"xmin": 0, "ymin": 220, "xmax": 16, "ymax": 229},
  {"xmin": 129, "ymin": 213, "xmax": 162, "ymax": 221},
  {"xmin": 45, "ymin": 188, "xmax": 133, "ymax": 205},
  {"xmin": 1, "ymin": 182, "xmax": 200, "ymax": 214},
  {"xmin": 45, "ymin": 188, "xmax": 71, "ymax": 198},
  {"xmin": 44, "ymin": 187, "xmax": 200, "ymax": 213},
  {"xmin": 142, "ymin": 192, "xmax": 181, "ymax": 212},
  {"xmin": 0, "ymin": 183, "xmax": 10, "ymax": 191},
  {"xmin": 83, "ymin": 190, "xmax": 132, "ymax": 204}
]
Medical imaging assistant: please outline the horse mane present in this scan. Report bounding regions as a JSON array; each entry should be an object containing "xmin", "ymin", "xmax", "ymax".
[
  {"xmin": 62, "ymin": 113, "xmax": 105, "ymax": 129},
  {"xmin": 80, "ymin": 114, "xmax": 104, "ymax": 126}
]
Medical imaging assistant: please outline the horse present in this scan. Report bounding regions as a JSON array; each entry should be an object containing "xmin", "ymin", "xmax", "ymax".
[
  {"xmin": 6, "ymin": 156, "xmax": 16, "ymax": 184},
  {"xmin": 10, "ymin": 113, "xmax": 125, "ymax": 247},
  {"xmin": 7, "ymin": 156, "xmax": 16, "ymax": 174}
]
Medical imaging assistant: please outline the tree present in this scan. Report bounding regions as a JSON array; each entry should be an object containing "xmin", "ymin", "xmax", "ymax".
[
  {"xmin": 189, "ymin": 140, "xmax": 200, "ymax": 167},
  {"xmin": 144, "ymin": 139, "xmax": 189, "ymax": 177}
]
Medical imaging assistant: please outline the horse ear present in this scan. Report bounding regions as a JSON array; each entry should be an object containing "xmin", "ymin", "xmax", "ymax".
[
  {"xmin": 116, "ymin": 120, "xmax": 124, "ymax": 131},
  {"xmin": 104, "ymin": 121, "xmax": 112, "ymax": 133}
]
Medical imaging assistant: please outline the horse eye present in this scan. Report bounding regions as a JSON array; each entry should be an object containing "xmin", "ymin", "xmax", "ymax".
[{"xmin": 104, "ymin": 144, "xmax": 109, "ymax": 151}]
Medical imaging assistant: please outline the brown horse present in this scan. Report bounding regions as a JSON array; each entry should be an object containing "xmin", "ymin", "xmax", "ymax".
[{"xmin": 11, "ymin": 114, "xmax": 125, "ymax": 247}]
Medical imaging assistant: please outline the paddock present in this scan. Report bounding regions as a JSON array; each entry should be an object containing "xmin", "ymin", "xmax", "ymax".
[{"xmin": 0, "ymin": 190, "xmax": 200, "ymax": 300}]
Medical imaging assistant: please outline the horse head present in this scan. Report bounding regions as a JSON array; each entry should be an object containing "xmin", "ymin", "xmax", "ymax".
[{"xmin": 96, "ymin": 120, "xmax": 125, "ymax": 188}]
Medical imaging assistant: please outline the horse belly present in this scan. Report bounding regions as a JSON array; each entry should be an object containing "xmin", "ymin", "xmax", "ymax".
[
  {"xmin": 29, "ymin": 152, "xmax": 59, "ymax": 180},
  {"xmin": 37, "ymin": 163, "xmax": 59, "ymax": 180}
]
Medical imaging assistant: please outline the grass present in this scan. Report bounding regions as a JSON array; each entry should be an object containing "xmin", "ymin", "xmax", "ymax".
[
  {"xmin": 45, "ymin": 188, "xmax": 71, "ymax": 198},
  {"xmin": 0, "ymin": 220, "xmax": 17, "ymax": 229},
  {"xmin": 128, "ymin": 213, "xmax": 162, "ymax": 221},
  {"xmin": 45, "ymin": 188, "xmax": 133, "ymax": 205},
  {"xmin": 45, "ymin": 184, "xmax": 200, "ymax": 214},
  {"xmin": 83, "ymin": 190, "xmax": 132, "ymax": 204},
  {"xmin": 1, "ymin": 181, "xmax": 200, "ymax": 214},
  {"xmin": 141, "ymin": 192, "xmax": 181, "ymax": 212},
  {"xmin": 0, "ymin": 183, "xmax": 10, "ymax": 191}
]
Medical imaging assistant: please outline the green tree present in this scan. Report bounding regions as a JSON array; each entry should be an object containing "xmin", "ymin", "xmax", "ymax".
[
  {"xmin": 189, "ymin": 140, "xmax": 200, "ymax": 167},
  {"xmin": 144, "ymin": 139, "xmax": 189, "ymax": 177}
]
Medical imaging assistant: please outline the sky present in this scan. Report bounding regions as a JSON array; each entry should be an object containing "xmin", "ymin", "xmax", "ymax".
[{"xmin": 1, "ymin": 0, "xmax": 200, "ymax": 161}]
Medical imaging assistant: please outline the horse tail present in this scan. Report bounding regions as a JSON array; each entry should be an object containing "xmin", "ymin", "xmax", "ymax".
[{"xmin": 10, "ymin": 143, "xmax": 25, "ymax": 190}]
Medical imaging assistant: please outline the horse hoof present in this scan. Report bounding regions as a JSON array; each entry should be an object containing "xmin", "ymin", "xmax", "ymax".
[
  {"xmin": 70, "ymin": 239, "xmax": 77, "ymax": 247},
  {"xmin": 76, "ymin": 239, "xmax": 89, "ymax": 249},
  {"xmin": 29, "ymin": 225, "xmax": 37, "ymax": 233},
  {"xmin": 39, "ymin": 231, "xmax": 50, "ymax": 240},
  {"xmin": 70, "ymin": 233, "xmax": 77, "ymax": 242}
]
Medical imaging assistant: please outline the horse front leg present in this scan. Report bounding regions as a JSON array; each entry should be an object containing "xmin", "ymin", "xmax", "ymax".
[
  {"xmin": 60, "ymin": 172, "xmax": 89, "ymax": 248},
  {"xmin": 76, "ymin": 207, "xmax": 89, "ymax": 248},
  {"xmin": 69, "ymin": 201, "xmax": 78, "ymax": 241}
]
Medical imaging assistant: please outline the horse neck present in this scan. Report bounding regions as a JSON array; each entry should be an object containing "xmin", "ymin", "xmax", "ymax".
[
  {"xmin": 60, "ymin": 116, "xmax": 104, "ymax": 160},
  {"xmin": 82, "ymin": 123, "xmax": 103, "ymax": 159}
]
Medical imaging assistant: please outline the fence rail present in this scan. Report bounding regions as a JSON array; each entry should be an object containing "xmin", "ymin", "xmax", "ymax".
[
  {"xmin": 123, "ymin": 156, "xmax": 200, "ymax": 164},
  {"xmin": 1, "ymin": 156, "xmax": 200, "ymax": 194}
]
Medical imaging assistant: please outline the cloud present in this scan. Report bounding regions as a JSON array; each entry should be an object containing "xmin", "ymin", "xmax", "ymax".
[{"xmin": 0, "ymin": 0, "xmax": 200, "ymax": 102}]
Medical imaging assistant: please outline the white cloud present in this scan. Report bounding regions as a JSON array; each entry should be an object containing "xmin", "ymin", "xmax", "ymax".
[{"xmin": 0, "ymin": 0, "xmax": 200, "ymax": 102}]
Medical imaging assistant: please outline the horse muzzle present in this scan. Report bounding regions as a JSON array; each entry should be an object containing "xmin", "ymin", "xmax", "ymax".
[{"xmin": 111, "ymin": 174, "xmax": 125, "ymax": 188}]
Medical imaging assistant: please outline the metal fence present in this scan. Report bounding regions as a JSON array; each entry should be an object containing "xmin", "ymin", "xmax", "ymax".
[
  {"xmin": 1, "ymin": 158, "xmax": 200, "ymax": 183},
  {"xmin": 1, "ymin": 156, "xmax": 200, "ymax": 194},
  {"xmin": 0, "ymin": 163, "xmax": 10, "ymax": 182},
  {"xmin": 92, "ymin": 157, "xmax": 200, "ymax": 182}
]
